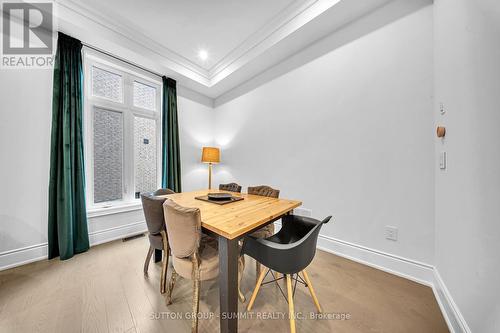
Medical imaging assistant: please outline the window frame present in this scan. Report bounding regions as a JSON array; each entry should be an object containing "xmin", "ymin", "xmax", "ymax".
[{"xmin": 83, "ymin": 48, "xmax": 162, "ymax": 212}]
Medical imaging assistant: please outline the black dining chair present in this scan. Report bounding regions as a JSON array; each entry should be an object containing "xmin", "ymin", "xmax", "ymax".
[{"xmin": 242, "ymin": 214, "xmax": 332, "ymax": 333}]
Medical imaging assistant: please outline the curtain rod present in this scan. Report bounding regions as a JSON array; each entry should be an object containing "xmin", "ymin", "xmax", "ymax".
[{"xmin": 82, "ymin": 42, "xmax": 164, "ymax": 79}]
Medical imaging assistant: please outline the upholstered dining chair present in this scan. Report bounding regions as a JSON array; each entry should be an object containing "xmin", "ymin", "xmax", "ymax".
[
  {"xmin": 247, "ymin": 185, "xmax": 280, "ymax": 281},
  {"xmin": 153, "ymin": 188, "xmax": 176, "ymax": 196},
  {"xmin": 141, "ymin": 190, "xmax": 173, "ymax": 294},
  {"xmin": 219, "ymin": 182, "xmax": 242, "ymax": 193},
  {"xmin": 243, "ymin": 214, "xmax": 332, "ymax": 333},
  {"xmin": 163, "ymin": 199, "xmax": 245, "ymax": 333}
]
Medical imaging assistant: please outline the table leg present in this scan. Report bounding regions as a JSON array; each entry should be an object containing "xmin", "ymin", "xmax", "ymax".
[
  {"xmin": 154, "ymin": 249, "xmax": 162, "ymax": 263},
  {"xmin": 218, "ymin": 236, "xmax": 239, "ymax": 333}
]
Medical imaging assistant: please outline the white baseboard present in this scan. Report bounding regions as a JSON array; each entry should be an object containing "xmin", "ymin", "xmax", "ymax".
[
  {"xmin": 432, "ymin": 270, "xmax": 471, "ymax": 333},
  {"xmin": 316, "ymin": 234, "xmax": 469, "ymax": 333},
  {"xmin": 0, "ymin": 243, "xmax": 48, "ymax": 271},
  {"xmin": 88, "ymin": 221, "xmax": 147, "ymax": 246},
  {"xmin": 317, "ymin": 234, "xmax": 435, "ymax": 286},
  {"xmin": 0, "ymin": 220, "xmax": 146, "ymax": 271}
]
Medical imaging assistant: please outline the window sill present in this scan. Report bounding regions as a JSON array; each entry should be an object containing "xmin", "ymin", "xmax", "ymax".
[{"xmin": 87, "ymin": 202, "xmax": 142, "ymax": 218}]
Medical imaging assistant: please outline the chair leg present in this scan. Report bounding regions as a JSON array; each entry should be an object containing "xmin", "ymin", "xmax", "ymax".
[
  {"xmin": 286, "ymin": 274, "xmax": 296, "ymax": 333},
  {"xmin": 255, "ymin": 261, "xmax": 261, "ymax": 284},
  {"xmin": 166, "ymin": 269, "xmax": 178, "ymax": 305},
  {"xmin": 192, "ymin": 277, "xmax": 200, "ymax": 333},
  {"xmin": 302, "ymin": 270, "xmax": 322, "ymax": 313},
  {"xmin": 238, "ymin": 256, "xmax": 246, "ymax": 303},
  {"xmin": 143, "ymin": 246, "xmax": 154, "ymax": 276},
  {"xmin": 160, "ymin": 250, "xmax": 168, "ymax": 294},
  {"xmin": 247, "ymin": 268, "xmax": 267, "ymax": 311},
  {"xmin": 238, "ymin": 286, "xmax": 246, "ymax": 303},
  {"xmin": 275, "ymin": 272, "xmax": 286, "ymax": 289},
  {"xmin": 191, "ymin": 253, "xmax": 201, "ymax": 333},
  {"xmin": 160, "ymin": 231, "xmax": 169, "ymax": 294}
]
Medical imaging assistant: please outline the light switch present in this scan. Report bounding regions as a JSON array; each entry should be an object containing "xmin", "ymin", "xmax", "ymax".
[
  {"xmin": 440, "ymin": 102, "xmax": 445, "ymax": 115},
  {"xmin": 440, "ymin": 151, "xmax": 447, "ymax": 169}
]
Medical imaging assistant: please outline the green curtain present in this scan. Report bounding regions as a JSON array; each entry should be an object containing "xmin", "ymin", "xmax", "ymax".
[
  {"xmin": 161, "ymin": 77, "xmax": 182, "ymax": 192},
  {"xmin": 48, "ymin": 32, "xmax": 89, "ymax": 260}
]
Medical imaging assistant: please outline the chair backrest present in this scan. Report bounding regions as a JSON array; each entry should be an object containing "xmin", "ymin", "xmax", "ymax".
[
  {"xmin": 141, "ymin": 193, "xmax": 168, "ymax": 235},
  {"xmin": 247, "ymin": 185, "xmax": 280, "ymax": 198},
  {"xmin": 243, "ymin": 215, "xmax": 331, "ymax": 274},
  {"xmin": 163, "ymin": 199, "xmax": 202, "ymax": 259},
  {"xmin": 219, "ymin": 183, "xmax": 242, "ymax": 193},
  {"xmin": 281, "ymin": 215, "xmax": 331, "ymax": 273},
  {"xmin": 153, "ymin": 188, "xmax": 176, "ymax": 196}
]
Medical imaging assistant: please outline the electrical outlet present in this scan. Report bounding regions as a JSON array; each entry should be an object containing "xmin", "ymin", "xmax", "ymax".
[
  {"xmin": 385, "ymin": 226, "xmax": 398, "ymax": 241},
  {"xmin": 294, "ymin": 207, "xmax": 312, "ymax": 217}
]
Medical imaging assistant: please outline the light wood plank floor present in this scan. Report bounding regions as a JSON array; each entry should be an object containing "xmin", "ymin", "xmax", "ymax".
[{"xmin": 0, "ymin": 236, "xmax": 448, "ymax": 333}]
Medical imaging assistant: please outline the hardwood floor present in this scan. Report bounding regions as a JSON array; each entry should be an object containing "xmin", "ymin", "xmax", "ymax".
[{"xmin": 0, "ymin": 237, "xmax": 448, "ymax": 333}]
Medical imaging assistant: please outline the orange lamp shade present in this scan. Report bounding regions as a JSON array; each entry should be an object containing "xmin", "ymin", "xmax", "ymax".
[{"xmin": 201, "ymin": 147, "xmax": 220, "ymax": 163}]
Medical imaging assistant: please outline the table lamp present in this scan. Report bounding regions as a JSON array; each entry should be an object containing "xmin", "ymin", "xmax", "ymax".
[{"xmin": 201, "ymin": 147, "xmax": 220, "ymax": 189}]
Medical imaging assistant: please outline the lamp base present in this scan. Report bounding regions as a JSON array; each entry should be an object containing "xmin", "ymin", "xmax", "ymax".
[{"xmin": 208, "ymin": 163, "xmax": 212, "ymax": 190}]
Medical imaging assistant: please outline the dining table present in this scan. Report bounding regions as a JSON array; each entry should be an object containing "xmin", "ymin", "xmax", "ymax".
[{"xmin": 158, "ymin": 189, "xmax": 302, "ymax": 333}]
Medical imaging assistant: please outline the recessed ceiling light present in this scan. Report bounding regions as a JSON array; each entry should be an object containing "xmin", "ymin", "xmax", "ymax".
[{"xmin": 198, "ymin": 49, "xmax": 208, "ymax": 61}]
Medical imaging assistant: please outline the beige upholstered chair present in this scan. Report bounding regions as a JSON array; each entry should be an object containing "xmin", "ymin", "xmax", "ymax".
[
  {"xmin": 247, "ymin": 185, "xmax": 280, "ymax": 198},
  {"xmin": 141, "ymin": 192, "xmax": 172, "ymax": 294},
  {"xmin": 141, "ymin": 189, "xmax": 175, "ymax": 294},
  {"xmin": 153, "ymin": 188, "xmax": 176, "ymax": 196},
  {"xmin": 163, "ymin": 199, "xmax": 245, "ymax": 333},
  {"xmin": 247, "ymin": 185, "xmax": 280, "ymax": 281},
  {"xmin": 219, "ymin": 182, "xmax": 242, "ymax": 193}
]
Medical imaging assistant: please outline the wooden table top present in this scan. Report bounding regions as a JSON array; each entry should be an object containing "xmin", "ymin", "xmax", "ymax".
[{"xmin": 160, "ymin": 189, "xmax": 302, "ymax": 239}]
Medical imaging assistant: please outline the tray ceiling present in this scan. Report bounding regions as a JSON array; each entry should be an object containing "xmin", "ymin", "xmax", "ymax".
[
  {"xmin": 55, "ymin": 0, "xmax": 431, "ymax": 102},
  {"xmin": 74, "ymin": 0, "xmax": 296, "ymax": 70}
]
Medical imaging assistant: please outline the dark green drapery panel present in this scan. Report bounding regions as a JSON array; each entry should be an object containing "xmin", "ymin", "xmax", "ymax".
[
  {"xmin": 161, "ymin": 77, "xmax": 182, "ymax": 192},
  {"xmin": 48, "ymin": 32, "xmax": 89, "ymax": 260}
]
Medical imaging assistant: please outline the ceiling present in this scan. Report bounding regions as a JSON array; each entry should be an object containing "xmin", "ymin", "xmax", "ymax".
[
  {"xmin": 56, "ymin": 0, "xmax": 432, "ymax": 103},
  {"xmin": 76, "ymin": 0, "xmax": 296, "ymax": 70}
]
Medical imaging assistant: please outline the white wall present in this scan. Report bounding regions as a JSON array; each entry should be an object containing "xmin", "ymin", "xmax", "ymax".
[
  {"xmin": 434, "ymin": 0, "xmax": 500, "ymax": 332},
  {"xmin": 214, "ymin": 6, "xmax": 435, "ymax": 264},
  {"xmin": 0, "ymin": 68, "xmax": 213, "ymax": 269},
  {"xmin": 177, "ymin": 95, "xmax": 214, "ymax": 192},
  {"xmin": 0, "ymin": 70, "xmax": 53, "ymax": 256}
]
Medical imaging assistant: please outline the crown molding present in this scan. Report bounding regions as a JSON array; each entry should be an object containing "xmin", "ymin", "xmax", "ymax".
[
  {"xmin": 54, "ymin": 0, "xmax": 341, "ymax": 88},
  {"xmin": 55, "ymin": 0, "xmax": 210, "ymax": 81},
  {"xmin": 208, "ymin": 0, "xmax": 341, "ymax": 85},
  {"xmin": 208, "ymin": 0, "xmax": 321, "ymax": 76},
  {"xmin": 53, "ymin": 0, "xmax": 428, "ymax": 101}
]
